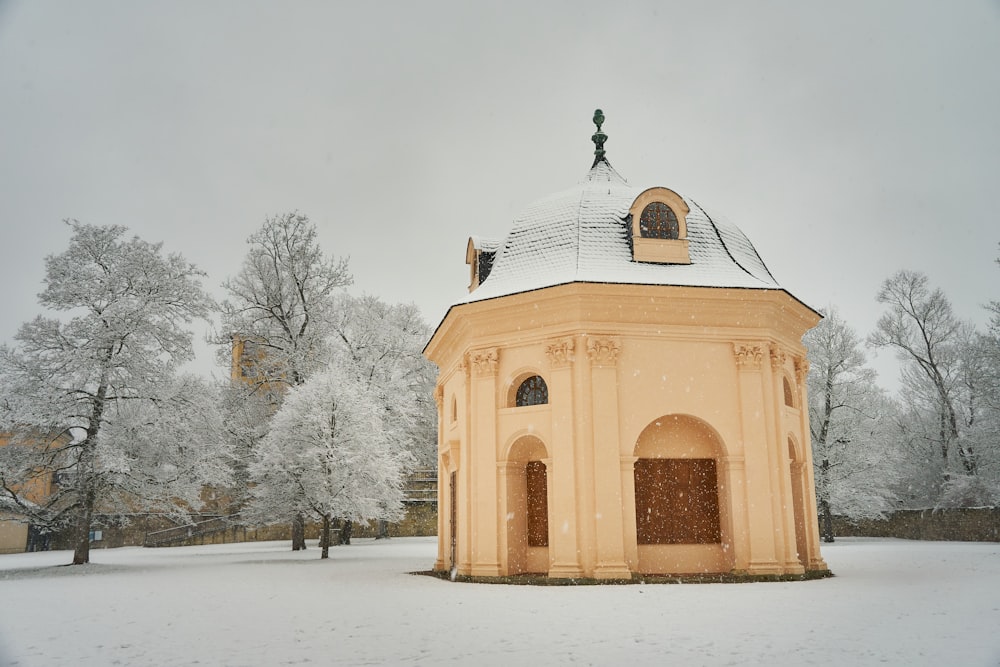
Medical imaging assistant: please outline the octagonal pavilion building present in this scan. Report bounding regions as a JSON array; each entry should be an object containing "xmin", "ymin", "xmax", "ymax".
[{"xmin": 424, "ymin": 112, "xmax": 828, "ymax": 579}]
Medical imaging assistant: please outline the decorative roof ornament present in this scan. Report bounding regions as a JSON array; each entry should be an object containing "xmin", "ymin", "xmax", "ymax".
[{"xmin": 591, "ymin": 108, "xmax": 608, "ymax": 167}]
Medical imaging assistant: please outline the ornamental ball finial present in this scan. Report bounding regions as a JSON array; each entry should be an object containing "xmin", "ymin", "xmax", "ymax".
[{"xmin": 591, "ymin": 109, "xmax": 608, "ymax": 165}]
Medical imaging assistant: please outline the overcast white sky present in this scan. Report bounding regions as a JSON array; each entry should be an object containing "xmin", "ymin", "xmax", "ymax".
[{"xmin": 1, "ymin": 1, "xmax": 998, "ymax": 388}]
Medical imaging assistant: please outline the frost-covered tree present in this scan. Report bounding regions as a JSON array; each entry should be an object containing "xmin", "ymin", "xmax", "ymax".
[
  {"xmin": 216, "ymin": 379, "xmax": 280, "ymax": 514},
  {"xmin": 805, "ymin": 308, "xmax": 902, "ymax": 540},
  {"xmin": 939, "ymin": 331, "xmax": 1000, "ymax": 506},
  {"xmin": 218, "ymin": 212, "xmax": 351, "ymax": 549},
  {"xmin": 329, "ymin": 295, "xmax": 437, "ymax": 469},
  {"xmin": 219, "ymin": 212, "xmax": 351, "ymax": 388},
  {"xmin": 870, "ymin": 271, "xmax": 980, "ymax": 497},
  {"xmin": 0, "ymin": 222, "xmax": 222, "ymax": 564},
  {"xmin": 246, "ymin": 366, "xmax": 411, "ymax": 558}
]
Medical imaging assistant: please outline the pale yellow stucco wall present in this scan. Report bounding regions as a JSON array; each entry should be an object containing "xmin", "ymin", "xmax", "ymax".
[
  {"xmin": 426, "ymin": 282, "xmax": 828, "ymax": 579},
  {"xmin": 0, "ymin": 517, "xmax": 28, "ymax": 555}
]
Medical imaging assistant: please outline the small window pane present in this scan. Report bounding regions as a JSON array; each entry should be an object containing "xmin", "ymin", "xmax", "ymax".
[
  {"xmin": 640, "ymin": 202, "xmax": 679, "ymax": 239},
  {"xmin": 516, "ymin": 376, "xmax": 548, "ymax": 407}
]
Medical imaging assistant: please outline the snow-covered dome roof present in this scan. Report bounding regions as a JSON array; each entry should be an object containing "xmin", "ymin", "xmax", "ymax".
[{"xmin": 457, "ymin": 159, "xmax": 782, "ymax": 306}]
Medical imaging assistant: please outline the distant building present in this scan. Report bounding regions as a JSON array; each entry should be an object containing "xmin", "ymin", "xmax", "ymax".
[
  {"xmin": 0, "ymin": 431, "xmax": 69, "ymax": 554},
  {"xmin": 423, "ymin": 111, "xmax": 828, "ymax": 578}
]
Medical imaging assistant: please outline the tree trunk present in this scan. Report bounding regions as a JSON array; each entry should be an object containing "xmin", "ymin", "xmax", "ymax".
[
  {"xmin": 73, "ymin": 370, "xmax": 109, "ymax": 565},
  {"xmin": 376, "ymin": 519, "xmax": 389, "ymax": 540},
  {"xmin": 291, "ymin": 514, "xmax": 306, "ymax": 550},
  {"xmin": 820, "ymin": 498, "xmax": 835, "ymax": 543},
  {"xmin": 72, "ymin": 505, "xmax": 93, "ymax": 564},
  {"xmin": 321, "ymin": 515, "xmax": 331, "ymax": 559},
  {"xmin": 338, "ymin": 519, "xmax": 352, "ymax": 545}
]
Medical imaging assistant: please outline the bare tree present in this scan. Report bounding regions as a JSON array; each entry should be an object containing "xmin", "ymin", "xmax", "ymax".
[
  {"xmin": 0, "ymin": 222, "xmax": 222, "ymax": 564},
  {"xmin": 220, "ymin": 212, "xmax": 351, "ymax": 388},
  {"xmin": 218, "ymin": 212, "xmax": 351, "ymax": 549},
  {"xmin": 869, "ymin": 271, "xmax": 976, "ymax": 479}
]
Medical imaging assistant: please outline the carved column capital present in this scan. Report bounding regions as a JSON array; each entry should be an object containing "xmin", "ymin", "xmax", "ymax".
[
  {"xmin": 433, "ymin": 384, "xmax": 444, "ymax": 410},
  {"xmin": 769, "ymin": 346, "xmax": 787, "ymax": 372},
  {"xmin": 733, "ymin": 343, "xmax": 765, "ymax": 370},
  {"xmin": 794, "ymin": 356, "xmax": 810, "ymax": 383},
  {"xmin": 545, "ymin": 337, "xmax": 575, "ymax": 368},
  {"xmin": 587, "ymin": 336, "xmax": 621, "ymax": 365},
  {"xmin": 468, "ymin": 347, "xmax": 499, "ymax": 377}
]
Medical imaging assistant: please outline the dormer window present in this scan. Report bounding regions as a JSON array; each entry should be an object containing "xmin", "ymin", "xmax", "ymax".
[
  {"xmin": 466, "ymin": 236, "xmax": 501, "ymax": 292},
  {"xmin": 640, "ymin": 202, "xmax": 679, "ymax": 239},
  {"xmin": 628, "ymin": 187, "xmax": 691, "ymax": 265}
]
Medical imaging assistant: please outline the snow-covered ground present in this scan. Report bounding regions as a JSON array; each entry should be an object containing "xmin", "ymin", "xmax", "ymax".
[{"xmin": 0, "ymin": 537, "xmax": 997, "ymax": 666}]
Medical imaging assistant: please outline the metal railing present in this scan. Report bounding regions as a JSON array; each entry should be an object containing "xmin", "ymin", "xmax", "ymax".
[{"xmin": 144, "ymin": 512, "xmax": 241, "ymax": 547}]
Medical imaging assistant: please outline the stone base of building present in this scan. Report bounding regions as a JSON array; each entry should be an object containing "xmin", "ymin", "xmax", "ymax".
[
  {"xmin": 547, "ymin": 563, "xmax": 585, "ymax": 579},
  {"xmin": 592, "ymin": 563, "xmax": 633, "ymax": 580},
  {"xmin": 416, "ymin": 569, "xmax": 834, "ymax": 585}
]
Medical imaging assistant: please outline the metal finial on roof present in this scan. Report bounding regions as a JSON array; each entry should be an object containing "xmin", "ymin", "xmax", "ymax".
[{"xmin": 591, "ymin": 108, "xmax": 608, "ymax": 166}]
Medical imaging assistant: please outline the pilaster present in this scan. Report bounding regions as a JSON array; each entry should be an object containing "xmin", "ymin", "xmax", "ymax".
[
  {"xmin": 496, "ymin": 461, "xmax": 519, "ymax": 574},
  {"xmin": 770, "ymin": 345, "xmax": 804, "ymax": 574},
  {"xmin": 732, "ymin": 342, "xmax": 782, "ymax": 574},
  {"xmin": 587, "ymin": 336, "xmax": 631, "ymax": 579},
  {"xmin": 718, "ymin": 455, "xmax": 749, "ymax": 571},
  {"xmin": 619, "ymin": 455, "xmax": 639, "ymax": 570},
  {"xmin": 467, "ymin": 347, "xmax": 500, "ymax": 576},
  {"xmin": 544, "ymin": 337, "xmax": 584, "ymax": 578}
]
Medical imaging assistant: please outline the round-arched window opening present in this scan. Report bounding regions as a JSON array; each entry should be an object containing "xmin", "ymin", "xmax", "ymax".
[
  {"xmin": 515, "ymin": 375, "xmax": 548, "ymax": 407},
  {"xmin": 639, "ymin": 202, "xmax": 679, "ymax": 239},
  {"xmin": 783, "ymin": 377, "xmax": 795, "ymax": 407}
]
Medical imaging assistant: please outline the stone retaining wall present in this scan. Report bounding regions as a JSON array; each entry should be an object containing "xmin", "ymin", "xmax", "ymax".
[{"xmin": 833, "ymin": 507, "xmax": 1000, "ymax": 542}]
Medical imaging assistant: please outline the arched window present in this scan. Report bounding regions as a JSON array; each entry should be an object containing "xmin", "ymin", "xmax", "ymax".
[
  {"xmin": 450, "ymin": 395, "xmax": 458, "ymax": 423},
  {"xmin": 783, "ymin": 377, "xmax": 795, "ymax": 407},
  {"xmin": 515, "ymin": 375, "xmax": 548, "ymax": 407},
  {"xmin": 639, "ymin": 202, "xmax": 679, "ymax": 239}
]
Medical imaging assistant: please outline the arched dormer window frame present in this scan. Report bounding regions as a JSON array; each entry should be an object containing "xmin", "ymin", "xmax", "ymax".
[
  {"xmin": 627, "ymin": 187, "xmax": 691, "ymax": 265},
  {"xmin": 465, "ymin": 236, "xmax": 500, "ymax": 293}
]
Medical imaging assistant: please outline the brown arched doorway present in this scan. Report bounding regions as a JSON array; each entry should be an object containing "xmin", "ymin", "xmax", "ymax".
[
  {"xmin": 503, "ymin": 435, "xmax": 549, "ymax": 574},
  {"xmin": 632, "ymin": 414, "xmax": 731, "ymax": 574}
]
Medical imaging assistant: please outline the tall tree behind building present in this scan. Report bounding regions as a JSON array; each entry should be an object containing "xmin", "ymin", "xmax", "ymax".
[
  {"xmin": 328, "ymin": 294, "xmax": 438, "ymax": 469},
  {"xmin": 869, "ymin": 270, "xmax": 994, "ymax": 505},
  {"xmin": 804, "ymin": 308, "xmax": 902, "ymax": 541},
  {"xmin": 218, "ymin": 212, "xmax": 351, "ymax": 549},
  {"xmin": 245, "ymin": 365, "xmax": 411, "ymax": 559}
]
